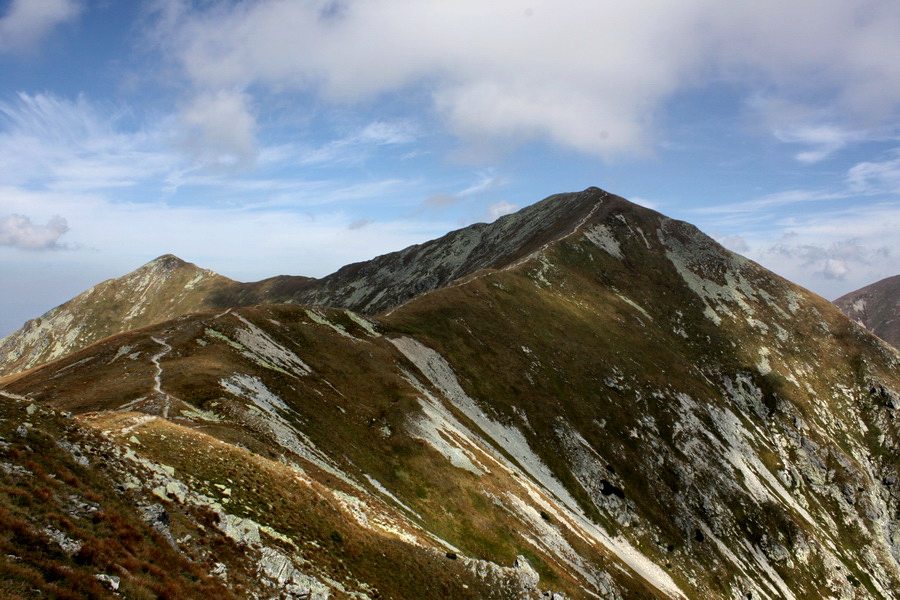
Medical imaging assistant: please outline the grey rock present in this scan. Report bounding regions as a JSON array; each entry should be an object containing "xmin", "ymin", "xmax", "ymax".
[
  {"xmin": 513, "ymin": 555, "xmax": 539, "ymax": 591},
  {"xmin": 94, "ymin": 574, "xmax": 120, "ymax": 590},
  {"xmin": 257, "ymin": 546, "xmax": 330, "ymax": 599},
  {"xmin": 43, "ymin": 527, "xmax": 81, "ymax": 555}
]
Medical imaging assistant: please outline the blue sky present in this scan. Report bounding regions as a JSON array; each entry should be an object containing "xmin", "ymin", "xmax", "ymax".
[{"xmin": 1, "ymin": 0, "xmax": 898, "ymax": 337}]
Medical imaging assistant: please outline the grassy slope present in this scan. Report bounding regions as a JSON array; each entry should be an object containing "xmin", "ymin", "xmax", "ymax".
[
  {"xmin": 0, "ymin": 195, "xmax": 897, "ymax": 599},
  {"xmin": 381, "ymin": 205, "xmax": 900, "ymax": 599}
]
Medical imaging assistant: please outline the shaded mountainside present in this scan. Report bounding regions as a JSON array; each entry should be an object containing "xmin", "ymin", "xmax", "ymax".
[
  {"xmin": 834, "ymin": 275, "xmax": 900, "ymax": 349},
  {"xmin": 289, "ymin": 189, "xmax": 604, "ymax": 314},
  {"xmin": 1, "ymin": 189, "xmax": 898, "ymax": 599}
]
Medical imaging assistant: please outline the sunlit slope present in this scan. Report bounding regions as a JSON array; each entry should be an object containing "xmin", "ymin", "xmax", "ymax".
[{"xmin": 384, "ymin": 196, "xmax": 900, "ymax": 599}]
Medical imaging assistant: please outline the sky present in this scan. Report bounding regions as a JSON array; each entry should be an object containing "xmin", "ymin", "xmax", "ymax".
[{"xmin": 1, "ymin": 0, "xmax": 898, "ymax": 337}]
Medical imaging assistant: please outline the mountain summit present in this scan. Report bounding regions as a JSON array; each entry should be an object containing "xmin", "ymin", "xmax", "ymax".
[
  {"xmin": 0, "ymin": 254, "xmax": 235, "ymax": 375},
  {"xmin": 290, "ymin": 187, "xmax": 611, "ymax": 313},
  {"xmin": 1, "ymin": 188, "xmax": 898, "ymax": 599}
]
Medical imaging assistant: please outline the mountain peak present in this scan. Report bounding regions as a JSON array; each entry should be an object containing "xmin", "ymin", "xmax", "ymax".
[
  {"xmin": 292, "ymin": 187, "xmax": 622, "ymax": 314},
  {"xmin": 0, "ymin": 255, "xmax": 236, "ymax": 376},
  {"xmin": 139, "ymin": 254, "xmax": 192, "ymax": 273}
]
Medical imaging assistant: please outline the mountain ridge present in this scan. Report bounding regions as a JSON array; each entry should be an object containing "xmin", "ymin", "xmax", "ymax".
[
  {"xmin": 0, "ymin": 188, "xmax": 623, "ymax": 377},
  {"xmin": 1, "ymin": 187, "xmax": 897, "ymax": 599}
]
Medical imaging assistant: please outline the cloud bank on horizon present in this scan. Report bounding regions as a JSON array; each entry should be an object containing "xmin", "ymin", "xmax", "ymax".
[{"xmin": 0, "ymin": 0, "xmax": 898, "ymax": 335}]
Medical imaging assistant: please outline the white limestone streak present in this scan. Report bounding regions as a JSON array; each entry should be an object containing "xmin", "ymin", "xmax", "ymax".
[
  {"xmin": 615, "ymin": 293, "xmax": 652, "ymax": 322},
  {"xmin": 219, "ymin": 374, "xmax": 346, "ymax": 483},
  {"xmin": 305, "ymin": 309, "xmax": 360, "ymax": 341},
  {"xmin": 583, "ymin": 224, "xmax": 623, "ymax": 259},
  {"xmin": 331, "ymin": 489, "xmax": 420, "ymax": 545},
  {"xmin": 364, "ymin": 474, "xmax": 420, "ymax": 518},
  {"xmin": 390, "ymin": 336, "xmax": 686, "ymax": 599},
  {"xmin": 404, "ymin": 391, "xmax": 487, "ymax": 475},
  {"xmin": 392, "ymin": 337, "xmax": 581, "ymax": 509},
  {"xmin": 231, "ymin": 313, "xmax": 312, "ymax": 376},
  {"xmin": 346, "ymin": 311, "xmax": 381, "ymax": 337}
]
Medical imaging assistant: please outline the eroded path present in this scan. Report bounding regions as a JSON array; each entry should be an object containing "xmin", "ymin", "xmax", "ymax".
[{"xmin": 150, "ymin": 337, "xmax": 173, "ymax": 418}]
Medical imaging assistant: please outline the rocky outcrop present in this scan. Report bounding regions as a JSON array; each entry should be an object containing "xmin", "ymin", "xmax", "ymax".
[{"xmin": 291, "ymin": 188, "xmax": 609, "ymax": 314}]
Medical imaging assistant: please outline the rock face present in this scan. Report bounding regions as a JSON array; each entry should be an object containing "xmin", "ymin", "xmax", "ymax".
[
  {"xmin": 0, "ymin": 188, "xmax": 898, "ymax": 599},
  {"xmin": 834, "ymin": 274, "xmax": 900, "ymax": 349}
]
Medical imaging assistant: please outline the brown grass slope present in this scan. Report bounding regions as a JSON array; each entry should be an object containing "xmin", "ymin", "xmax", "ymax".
[{"xmin": 1, "ymin": 304, "xmax": 638, "ymax": 599}]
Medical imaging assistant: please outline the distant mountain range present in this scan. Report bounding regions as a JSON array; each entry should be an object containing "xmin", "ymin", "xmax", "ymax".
[
  {"xmin": 835, "ymin": 275, "xmax": 900, "ymax": 350},
  {"xmin": 0, "ymin": 188, "xmax": 897, "ymax": 599}
]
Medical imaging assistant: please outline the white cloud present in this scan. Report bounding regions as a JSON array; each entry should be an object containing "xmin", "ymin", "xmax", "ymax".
[
  {"xmin": 747, "ymin": 96, "xmax": 891, "ymax": 163},
  {"xmin": 0, "ymin": 93, "xmax": 177, "ymax": 191},
  {"xmin": 715, "ymin": 203, "xmax": 899, "ymax": 299},
  {"xmin": 714, "ymin": 234, "xmax": 750, "ymax": 254},
  {"xmin": 417, "ymin": 170, "xmax": 505, "ymax": 216},
  {"xmin": 847, "ymin": 155, "xmax": 900, "ymax": 195},
  {"xmin": 356, "ymin": 121, "xmax": 417, "ymax": 146},
  {"xmin": 180, "ymin": 90, "xmax": 258, "ymax": 170},
  {"xmin": 458, "ymin": 170, "xmax": 502, "ymax": 197},
  {"xmin": 775, "ymin": 124, "xmax": 864, "ymax": 164},
  {"xmin": 0, "ymin": 0, "xmax": 81, "ymax": 52},
  {"xmin": 695, "ymin": 145, "xmax": 899, "ymax": 299},
  {"xmin": 0, "ymin": 214, "xmax": 69, "ymax": 249},
  {"xmin": 487, "ymin": 200, "xmax": 518, "ymax": 221},
  {"xmin": 156, "ymin": 0, "xmax": 900, "ymax": 158},
  {"xmin": 697, "ymin": 187, "xmax": 854, "ymax": 222},
  {"xmin": 767, "ymin": 238, "xmax": 873, "ymax": 280}
]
